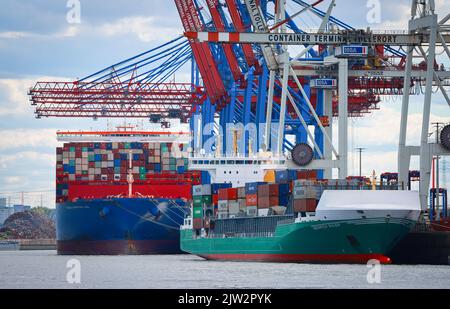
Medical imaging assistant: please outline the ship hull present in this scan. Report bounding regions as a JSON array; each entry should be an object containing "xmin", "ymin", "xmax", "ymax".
[
  {"xmin": 57, "ymin": 198, "xmax": 188, "ymax": 255},
  {"xmin": 181, "ymin": 217, "xmax": 416, "ymax": 264}
]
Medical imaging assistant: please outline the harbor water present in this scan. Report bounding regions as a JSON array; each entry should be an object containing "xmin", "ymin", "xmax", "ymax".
[{"xmin": 0, "ymin": 250, "xmax": 449, "ymax": 289}]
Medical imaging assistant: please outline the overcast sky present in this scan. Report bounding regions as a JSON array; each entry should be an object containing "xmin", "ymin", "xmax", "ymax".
[{"xmin": 0, "ymin": 0, "xmax": 449, "ymax": 207}]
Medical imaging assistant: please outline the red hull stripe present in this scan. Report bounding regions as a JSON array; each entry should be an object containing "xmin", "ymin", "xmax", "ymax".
[{"xmin": 200, "ymin": 253, "xmax": 392, "ymax": 264}]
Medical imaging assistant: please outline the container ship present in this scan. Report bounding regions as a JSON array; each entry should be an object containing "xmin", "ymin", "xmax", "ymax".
[
  {"xmin": 55, "ymin": 127, "xmax": 201, "ymax": 255},
  {"xmin": 180, "ymin": 161, "xmax": 422, "ymax": 264}
]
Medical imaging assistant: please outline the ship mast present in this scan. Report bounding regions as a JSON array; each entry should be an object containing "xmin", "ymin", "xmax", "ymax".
[{"xmin": 127, "ymin": 150, "xmax": 134, "ymax": 198}]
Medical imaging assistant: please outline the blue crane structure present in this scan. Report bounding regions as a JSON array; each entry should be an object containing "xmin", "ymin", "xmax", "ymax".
[{"xmin": 30, "ymin": 0, "xmax": 413, "ymax": 183}]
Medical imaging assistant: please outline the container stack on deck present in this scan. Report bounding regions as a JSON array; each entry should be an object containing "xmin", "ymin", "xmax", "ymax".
[
  {"xmin": 56, "ymin": 142, "xmax": 199, "ymax": 202},
  {"xmin": 292, "ymin": 180, "xmax": 318, "ymax": 212},
  {"xmin": 189, "ymin": 168, "xmax": 407, "ymax": 231}
]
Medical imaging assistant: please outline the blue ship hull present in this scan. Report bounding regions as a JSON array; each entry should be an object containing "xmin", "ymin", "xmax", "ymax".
[{"xmin": 56, "ymin": 198, "xmax": 188, "ymax": 255}]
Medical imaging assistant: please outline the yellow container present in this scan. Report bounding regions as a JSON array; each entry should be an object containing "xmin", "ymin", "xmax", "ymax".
[{"xmin": 264, "ymin": 170, "xmax": 275, "ymax": 183}]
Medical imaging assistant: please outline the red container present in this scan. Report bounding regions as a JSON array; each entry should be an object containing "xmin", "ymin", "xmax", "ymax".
[
  {"xmin": 257, "ymin": 196, "xmax": 279, "ymax": 209},
  {"xmin": 293, "ymin": 199, "xmax": 317, "ymax": 212},
  {"xmin": 193, "ymin": 218, "xmax": 203, "ymax": 229},
  {"xmin": 246, "ymin": 194, "xmax": 258, "ymax": 206},
  {"xmin": 218, "ymin": 188, "xmax": 238, "ymax": 201},
  {"xmin": 297, "ymin": 170, "xmax": 317, "ymax": 180},
  {"xmin": 212, "ymin": 194, "xmax": 219, "ymax": 206},
  {"xmin": 257, "ymin": 184, "xmax": 279, "ymax": 197}
]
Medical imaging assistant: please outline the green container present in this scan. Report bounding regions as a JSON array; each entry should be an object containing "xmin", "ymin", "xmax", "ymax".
[
  {"xmin": 82, "ymin": 147, "xmax": 88, "ymax": 152},
  {"xmin": 125, "ymin": 143, "xmax": 131, "ymax": 149},
  {"xmin": 193, "ymin": 196, "xmax": 203, "ymax": 207},
  {"xmin": 69, "ymin": 160, "xmax": 75, "ymax": 166},
  {"xmin": 69, "ymin": 147, "xmax": 75, "ymax": 152},
  {"xmin": 193, "ymin": 207, "xmax": 203, "ymax": 218},
  {"xmin": 140, "ymin": 174, "xmax": 146, "ymax": 180},
  {"xmin": 88, "ymin": 155, "xmax": 95, "ymax": 161},
  {"xmin": 202, "ymin": 195, "xmax": 212, "ymax": 205},
  {"xmin": 82, "ymin": 171, "xmax": 88, "ymax": 175},
  {"xmin": 139, "ymin": 166, "xmax": 146, "ymax": 173}
]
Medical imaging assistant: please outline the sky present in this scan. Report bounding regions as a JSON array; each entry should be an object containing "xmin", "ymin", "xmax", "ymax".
[{"xmin": 0, "ymin": 0, "xmax": 449, "ymax": 208}]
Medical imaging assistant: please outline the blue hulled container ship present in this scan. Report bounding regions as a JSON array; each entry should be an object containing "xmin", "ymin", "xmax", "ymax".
[
  {"xmin": 55, "ymin": 128, "xmax": 200, "ymax": 255},
  {"xmin": 57, "ymin": 198, "xmax": 188, "ymax": 255}
]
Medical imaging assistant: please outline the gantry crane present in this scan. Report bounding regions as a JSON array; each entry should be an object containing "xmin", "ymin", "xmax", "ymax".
[{"xmin": 183, "ymin": 0, "xmax": 450, "ymax": 210}]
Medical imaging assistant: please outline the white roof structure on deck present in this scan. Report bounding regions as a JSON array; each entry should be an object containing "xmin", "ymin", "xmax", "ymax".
[{"xmin": 317, "ymin": 190, "xmax": 421, "ymax": 211}]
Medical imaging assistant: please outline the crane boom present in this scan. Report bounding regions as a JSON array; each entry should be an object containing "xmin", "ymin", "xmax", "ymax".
[{"xmin": 185, "ymin": 31, "xmax": 450, "ymax": 46}]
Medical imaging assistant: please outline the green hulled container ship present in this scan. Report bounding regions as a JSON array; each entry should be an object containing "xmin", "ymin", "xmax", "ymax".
[{"xmin": 181, "ymin": 183, "xmax": 421, "ymax": 264}]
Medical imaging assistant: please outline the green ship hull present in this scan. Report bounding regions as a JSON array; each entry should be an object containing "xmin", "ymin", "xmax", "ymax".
[{"xmin": 181, "ymin": 217, "xmax": 416, "ymax": 264}]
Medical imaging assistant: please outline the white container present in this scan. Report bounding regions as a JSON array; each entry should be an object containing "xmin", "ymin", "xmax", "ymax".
[
  {"xmin": 218, "ymin": 200, "xmax": 228, "ymax": 211},
  {"xmin": 218, "ymin": 212, "xmax": 228, "ymax": 219},
  {"xmin": 192, "ymin": 184, "xmax": 211, "ymax": 196},
  {"xmin": 228, "ymin": 201, "xmax": 240, "ymax": 214},
  {"xmin": 238, "ymin": 199, "xmax": 246, "ymax": 210},
  {"xmin": 258, "ymin": 209, "xmax": 269, "ymax": 217},
  {"xmin": 246, "ymin": 206, "xmax": 257, "ymax": 217}
]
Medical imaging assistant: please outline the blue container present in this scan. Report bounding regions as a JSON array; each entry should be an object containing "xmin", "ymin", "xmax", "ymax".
[
  {"xmin": 120, "ymin": 154, "xmax": 128, "ymax": 160},
  {"xmin": 275, "ymin": 170, "xmax": 289, "ymax": 182},
  {"xmin": 278, "ymin": 195, "xmax": 289, "ymax": 207},
  {"xmin": 278, "ymin": 183, "xmax": 290, "ymax": 195},
  {"xmin": 211, "ymin": 183, "xmax": 232, "ymax": 194},
  {"xmin": 94, "ymin": 143, "xmax": 101, "ymax": 149},
  {"xmin": 63, "ymin": 164, "xmax": 69, "ymax": 172},
  {"xmin": 69, "ymin": 160, "xmax": 75, "ymax": 166},
  {"xmin": 114, "ymin": 159, "xmax": 121, "ymax": 166},
  {"xmin": 245, "ymin": 182, "xmax": 266, "ymax": 194},
  {"xmin": 133, "ymin": 154, "xmax": 140, "ymax": 161},
  {"xmin": 288, "ymin": 169, "xmax": 298, "ymax": 181},
  {"xmin": 68, "ymin": 166, "xmax": 76, "ymax": 174},
  {"xmin": 106, "ymin": 143, "xmax": 112, "ymax": 150},
  {"xmin": 154, "ymin": 164, "xmax": 162, "ymax": 173},
  {"xmin": 94, "ymin": 154, "xmax": 102, "ymax": 161},
  {"xmin": 177, "ymin": 166, "xmax": 185, "ymax": 173}
]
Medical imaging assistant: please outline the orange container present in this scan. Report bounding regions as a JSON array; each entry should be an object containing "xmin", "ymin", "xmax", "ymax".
[
  {"xmin": 293, "ymin": 199, "xmax": 317, "ymax": 212},
  {"xmin": 246, "ymin": 194, "xmax": 258, "ymax": 206},
  {"xmin": 258, "ymin": 196, "xmax": 279, "ymax": 209}
]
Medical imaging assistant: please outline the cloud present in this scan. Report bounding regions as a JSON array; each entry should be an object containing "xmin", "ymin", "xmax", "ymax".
[
  {"xmin": 98, "ymin": 16, "xmax": 182, "ymax": 42},
  {"xmin": 4, "ymin": 176, "xmax": 24, "ymax": 185},
  {"xmin": 0, "ymin": 26, "xmax": 80, "ymax": 40},
  {"xmin": 0, "ymin": 76, "xmax": 70, "ymax": 116},
  {"xmin": 0, "ymin": 151, "xmax": 55, "ymax": 170},
  {"xmin": 0, "ymin": 129, "xmax": 58, "ymax": 150},
  {"xmin": 347, "ymin": 105, "xmax": 450, "ymax": 147},
  {"xmin": 348, "ymin": 150, "xmax": 398, "ymax": 176}
]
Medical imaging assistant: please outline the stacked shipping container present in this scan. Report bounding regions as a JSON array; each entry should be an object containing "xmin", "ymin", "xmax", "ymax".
[{"xmin": 56, "ymin": 142, "xmax": 199, "ymax": 202}]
